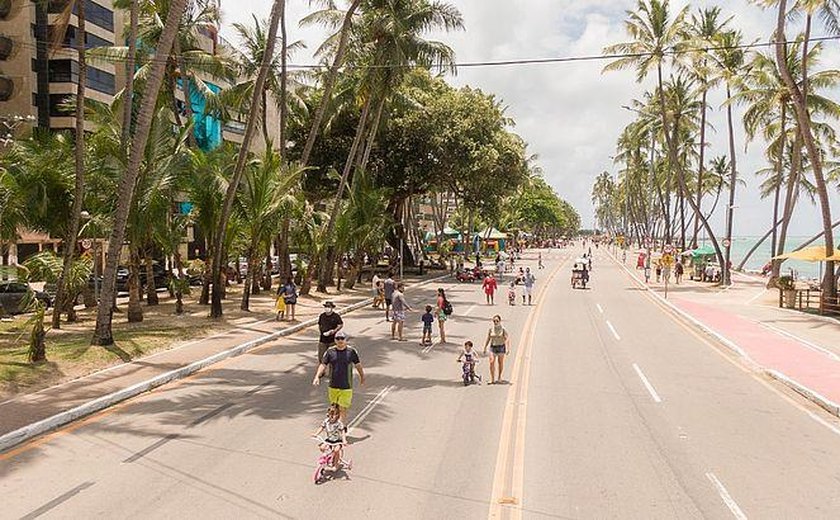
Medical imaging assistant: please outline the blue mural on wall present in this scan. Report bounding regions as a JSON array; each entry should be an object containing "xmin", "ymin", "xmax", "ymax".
[{"xmin": 178, "ymin": 79, "xmax": 222, "ymax": 151}]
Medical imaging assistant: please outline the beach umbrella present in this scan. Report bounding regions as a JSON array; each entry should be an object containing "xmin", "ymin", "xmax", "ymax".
[{"xmin": 773, "ymin": 245, "xmax": 840, "ymax": 262}]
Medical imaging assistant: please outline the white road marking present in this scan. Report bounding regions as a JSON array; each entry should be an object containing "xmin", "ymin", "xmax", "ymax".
[
  {"xmin": 347, "ymin": 385, "xmax": 393, "ymax": 432},
  {"xmin": 465, "ymin": 304, "xmax": 477, "ymax": 316},
  {"xmin": 757, "ymin": 322, "xmax": 840, "ymax": 361},
  {"xmin": 632, "ymin": 363, "xmax": 662, "ymax": 403},
  {"xmin": 807, "ymin": 411, "xmax": 840, "ymax": 437},
  {"xmin": 606, "ymin": 320, "xmax": 621, "ymax": 341},
  {"xmin": 596, "ymin": 303, "xmax": 604, "ymax": 314},
  {"xmin": 422, "ymin": 341, "xmax": 437, "ymax": 354},
  {"xmin": 706, "ymin": 472, "xmax": 748, "ymax": 520}
]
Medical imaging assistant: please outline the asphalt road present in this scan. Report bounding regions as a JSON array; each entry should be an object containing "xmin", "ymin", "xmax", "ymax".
[{"xmin": 3, "ymin": 248, "xmax": 840, "ymax": 519}]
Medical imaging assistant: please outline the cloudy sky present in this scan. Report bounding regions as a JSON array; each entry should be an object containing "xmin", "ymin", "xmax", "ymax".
[{"xmin": 218, "ymin": 0, "xmax": 840, "ymax": 237}]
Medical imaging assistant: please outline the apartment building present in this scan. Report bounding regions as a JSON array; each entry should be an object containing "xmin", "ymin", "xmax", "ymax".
[{"xmin": 0, "ymin": 0, "xmax": 278, "ymax": 264}]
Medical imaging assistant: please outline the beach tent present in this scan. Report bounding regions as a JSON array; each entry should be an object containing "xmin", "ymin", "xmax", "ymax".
[
  {"xmin": 773, "ymin": 245, "xmax": 840, "ymax": 262},
  {"xmin": 688, "ymin": 245, "xmax": 716, "ymax": 258},
  {"xmin": 474, "ymin": 228, "xmax": 508, "ymax": 251}
]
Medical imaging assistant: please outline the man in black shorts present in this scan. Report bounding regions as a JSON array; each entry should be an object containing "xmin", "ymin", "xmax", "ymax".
[
  {"xmin": 318, "ymin": 301, "xmax": 343, "ymax": 373},
  {"xmin": 382, "ymin": 273, "xmax": 396, "ymax": 322}
]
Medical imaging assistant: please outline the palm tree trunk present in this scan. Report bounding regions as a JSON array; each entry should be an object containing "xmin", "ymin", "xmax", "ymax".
[
  {"xmin": 656, "ymin": 63, "xmax": 725, "ymax": 271},
  {"xmin": 737, "ymin": 218, "xmax": 784, "ymax": 272},
  {"xmin": 773, "ymin": 133, "xmax": 803, "ymax": 279},
  {"xmin": 262, "ymin": 249, "xmax": 272, "ymax": 290},
  {"xmin": 317, "ymin": 96, "xmax": 372, "ymax": 292},
  {"xmin": 278, "ymin": 218, "xmax": 291, "ymax": 279},
  {"xmin": 52, "ymin": 0, "xmax": 87, "ymax": 330},
  {"xmin": 774, "ymin": 0, "xmax": 836, "ymax": 297},
  {"xmin": 144, "ymin": 249, "xmax": 159, "ymax": 305},
  {"xmin": 261, "ymin": 89, "xmax": 270, "ymax": 149},
  {"xmin": 278, "ymin": 0, "xmax": 288, "ymax": 161},
  {"xmin": 359, "ymin": 97, "xmax": 385, "ymax": 171},
  {"xmin": 723, "ymin": 84, "xmax": 739, "ymax": 285},
  {"xmin": 693, "ymin": 86, "xmax": 708, "ymax": 248},
  {"xmin": 92, "ymin": 0, "xmax": 189, "ymax": 345},
  {"xmin": 300, "ymin": 0, "xmax": 362, "ymax": 166},
  {"xmin": 128, "ymin": 248, "xmax": 143, "ymax": 322},
  {"xmin": 210, "ymin": 0, "xmax": 283, "ymax": 318},
  {"xmin": 771, "ymin": 104, "xmax": 787, "ymax": 261},
  {"xmin": 122, "ymin": 0, "xmax": 138, "ymax": 143},
  {"xmin": 241, "ymin": 247, "xmax": 257, "ymax": 311}
]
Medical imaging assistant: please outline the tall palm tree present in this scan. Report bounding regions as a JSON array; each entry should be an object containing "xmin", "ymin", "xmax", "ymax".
[
  {"xmin": 93, "ymin": 0, "xmax": 190, "ymax": 346},
  {"xmin": 48, "ymin": 0, "xmax": 88, "ymax": 328},
  {"xmin": 771, "ymin": 0, "xmax": 836, "ymax": 296},
  {"xmin": 314, "ymin": 0, "xmax": 463, "ymax": 291},
  {"xmin": 712, "ymin": 29, "xmax": 746, "ymax": 285},
  {"xmin": 209, "ymin": 0, "xmax": 284, "ymax": 319},
  {"xmin": 686, "ymin": 6, "xmax": 729, "ymax": 248},
  {"xmin": 299, "ymin": 0, "xmax": 363, "ymax": 167},
  {"xmin": 605, "ymin": 0, "xmax": 726, "ymax": 271}
]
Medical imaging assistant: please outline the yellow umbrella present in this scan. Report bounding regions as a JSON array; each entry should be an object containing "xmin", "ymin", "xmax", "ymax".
[{"xmin": 773, "ymin": 245, "xmax": 840, "ymax": 262}]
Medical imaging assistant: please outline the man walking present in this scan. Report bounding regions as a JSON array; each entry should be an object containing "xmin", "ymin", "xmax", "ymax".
[
  {"xmin": 318, "ymin": 301, "xmax": 344, "ymax": 372},
  {"xmin": 496, "ymin": 255, "xmax": 506, "ymax": 282},
  {"xmin": 390, "ymin": 283, "xmax": 412, "ymax": 341},
  {"xmin": 522, "ymin": 267, "xmax": 536, "ymax": 305},
  {"xmin": 382, "ymin": 273, "xmax": 396, "ymax": 322},
  {"xmin": 313, "ymin": 331, "xmax": 365, "ymax": 424}
]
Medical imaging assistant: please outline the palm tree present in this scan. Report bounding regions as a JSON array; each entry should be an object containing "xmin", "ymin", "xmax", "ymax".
[
  {"xmin": 236, "ymin": 148, "xmax": 303, "ymax": 311},
  {"xmin": 686, "ymin": 6, "xmax": 729, "ymax": 248},
  {"xmin": 209, "ymin": 0, "xmax": 284, "ymax": 318},
  {"xmin": 771, "ymin": 0, "xmax": 836, "ymax": 296},
  {"xmin": 314, "ymin": 0, "xmax": 463, "ymax": 291},
  {"xmin": 48, "ymin": 0, "xmax": 88, "ymax": 328},
  {"xmin": 299, "ymin": 0, "xmax": 363, "ymax": 167},
  {"xmin": 712, "ymin": 29, "xmax": 747, "ymax": 285},
  {"xmin": 93, "ymin": 0, "xmax": 190, "ymax": 346},
  {"xmin": 605, "ymin": 0, "xmax": 726, "ymax": 271}
]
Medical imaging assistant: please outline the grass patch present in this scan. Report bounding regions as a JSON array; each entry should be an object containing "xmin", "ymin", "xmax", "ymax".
[{"xmin": 0, "ymin": 315, "xmax": 212, "ymax": 398}]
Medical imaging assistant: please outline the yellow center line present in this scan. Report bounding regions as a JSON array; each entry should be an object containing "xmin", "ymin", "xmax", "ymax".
[{"xmin": 488, "ymin": 255, "xmax": 568, "ymax": 520}]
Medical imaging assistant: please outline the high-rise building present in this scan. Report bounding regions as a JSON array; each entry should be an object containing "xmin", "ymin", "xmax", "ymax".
[{"xmin": 0, "ymin": 0, "xmax": 121, "ymax": 131}]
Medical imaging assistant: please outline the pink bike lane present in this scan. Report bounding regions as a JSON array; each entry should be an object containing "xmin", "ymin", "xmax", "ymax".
[{"xmin": 671, "ymin": 296, "xmax": 840, "ymax": 414}]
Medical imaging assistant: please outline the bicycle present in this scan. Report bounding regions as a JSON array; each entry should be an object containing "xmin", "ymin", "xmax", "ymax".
[
  {"xmin": 312, "ymin": 435, "xmax": 351, "ymax": 484},
  {"xmin": 460, "ymin": 358, "xmax": 481, "ymax": 386}
]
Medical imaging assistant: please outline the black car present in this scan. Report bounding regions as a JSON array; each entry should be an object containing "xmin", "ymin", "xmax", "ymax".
[
  {"xmin": 0, "ymin": 281, "xmax": 52, "ymax": 314},
  {"xmin": 99, "ymin": 264, "xmax": 172, "ymax": 294}
]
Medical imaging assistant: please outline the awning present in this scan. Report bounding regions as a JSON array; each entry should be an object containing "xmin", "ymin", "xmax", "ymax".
[
  {"xmin": 689, "ymin": 245, "xmax": 716, "ymax": 258},
  {"xmin": 475, "ymin": 227, "xmax": 507, "ymax": 240},
  {"xmin": 773, "ymin": 245, "xmax": 840, "ymax": 262}
]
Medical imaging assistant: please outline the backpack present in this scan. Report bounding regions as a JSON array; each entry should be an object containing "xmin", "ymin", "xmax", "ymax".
[{"xmin": 443, "ymin": 300, "xmax": 453, "ymax": 316}]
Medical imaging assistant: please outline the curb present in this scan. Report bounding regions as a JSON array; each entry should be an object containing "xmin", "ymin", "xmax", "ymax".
[
  {"xmin": 0, "ymin": 273, "xmax": 451, "ymax": 454},
  {"xmin": 608, "ymin": 251, "xmax": 840, "ymax": 418}
]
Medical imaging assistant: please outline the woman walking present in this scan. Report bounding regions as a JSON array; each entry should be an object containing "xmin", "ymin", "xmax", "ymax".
[
  {"xmin": 482, "ymin": 273, "xmax": 498, "ymax": 305},
  {"xmin": 483, "ymin": 315, "xmax": 510, "ymax": 384},
  {"xmin": 436, "ymin": 288, "xmax": 449, "ymax": 344},
  {"xmin": 279, "ymin": 277, "xmax": 298, "ymax": 321}
]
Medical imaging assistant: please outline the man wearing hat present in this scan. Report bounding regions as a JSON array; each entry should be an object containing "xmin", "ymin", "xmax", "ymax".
[
  {"xmin": 313, "ymin": 330, "xmax": 365, "ymax": 424},
  {"xmin": 318, "ymin": 301, "xmax": 344, "ymax": 372}
]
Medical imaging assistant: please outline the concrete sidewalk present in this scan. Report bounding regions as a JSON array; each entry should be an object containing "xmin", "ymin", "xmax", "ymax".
[
  {"xmin": 0, "ymin": 270, "xmax": 449, "ymax": 441},
  {"xmin": 614, "ymin": 253, "xmax": 840, "ymax": 416}
]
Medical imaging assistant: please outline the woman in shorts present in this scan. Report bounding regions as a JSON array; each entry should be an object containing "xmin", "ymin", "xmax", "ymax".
[{"xmin": 483, "ymin": 315, "xmax": 510, "ymax": 384}]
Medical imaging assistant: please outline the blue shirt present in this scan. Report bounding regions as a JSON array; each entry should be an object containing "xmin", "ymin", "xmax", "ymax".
[{"xmin": 421, "ymin": 312, "xmax": 434, "ymax": 326}]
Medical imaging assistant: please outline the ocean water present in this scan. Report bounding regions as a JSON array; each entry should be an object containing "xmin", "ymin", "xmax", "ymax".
[{"xmin": 710, "ymin": 234, "xmax": 840, "ymax": 280}]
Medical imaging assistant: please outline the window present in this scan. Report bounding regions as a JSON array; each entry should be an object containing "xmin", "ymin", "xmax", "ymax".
[
  {"xmin": 48, "ymin": 59, "xmax": 115, "ymax": 95},
  {"xmin": 86, "ymin": 66, "xmax": 114, "ymax": 95},
  {"xmin": 50, "ymin": 25, "xmax": 113, "ymax": 49},
  {"xmin": 48, "ymin": 0, "xmax": 114, "ymax": 33}
]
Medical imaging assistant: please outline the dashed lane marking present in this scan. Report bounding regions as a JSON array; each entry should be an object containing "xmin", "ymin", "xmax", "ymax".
[
  {"xmin": 633, "ymin": 363, "xmax": 662, "ymax": 403},
  {"xmin": 706, "ymin": 472, "xmax": 748, "ymax": 520}
]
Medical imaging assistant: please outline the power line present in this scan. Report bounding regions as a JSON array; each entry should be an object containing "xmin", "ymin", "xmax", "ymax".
[{"xmin": 6, "ymin": 34, "xmax": 840, "ymax": 71}]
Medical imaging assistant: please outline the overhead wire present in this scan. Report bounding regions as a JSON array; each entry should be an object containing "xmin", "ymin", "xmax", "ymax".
[{"xmin": 5, "ymin": 33, "xmax": 840, "ymax": 71}]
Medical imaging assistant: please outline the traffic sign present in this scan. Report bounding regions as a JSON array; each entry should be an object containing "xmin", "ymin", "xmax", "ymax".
[{"xmin": 722, "ymin": 238, "xmax": 731, "ymax": 247}]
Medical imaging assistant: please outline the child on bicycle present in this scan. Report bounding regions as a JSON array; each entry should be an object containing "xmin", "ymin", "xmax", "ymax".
[
  {"xmin": 507, "ymin": 281, "xmax": 517, "ymax": 306},
  {"xmin": 312, "ymin": 403, "xmax": 347, "ymax": 470},
  {"xmin": 457, "ymin": 341, "xmax": 481, "ymax": 382},
  {"xmin": 421, "ymin": 305, "xmax": 434, "ymax": 345}
]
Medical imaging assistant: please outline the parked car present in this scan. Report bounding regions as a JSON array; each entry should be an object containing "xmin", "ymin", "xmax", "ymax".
[
  {"xmin": 0, "ymin": 281, "xmax": 52, "ymax": 314},
  {"xmin": 114, "ymin": 264, "xmax": 172, "ymax": 294}
]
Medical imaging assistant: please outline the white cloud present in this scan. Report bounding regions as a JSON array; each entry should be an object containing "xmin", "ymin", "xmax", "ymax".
[{"xmin": 218, "ymin": 0, "xmax": 839, "ymax": 237}]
